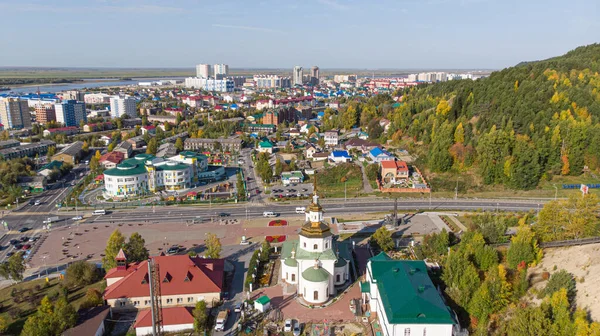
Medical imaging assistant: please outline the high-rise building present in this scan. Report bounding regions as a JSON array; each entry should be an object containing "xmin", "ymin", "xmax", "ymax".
[
  {"xmin": 62, "ymin": 90, "xmax": 85, "ymax": 101},
  {"xmin": 293, "ymin": 66, "xmax": 303, "ymax": 86},
  {"xmin": 54, "ymin": 100, "xmax": 86, "ymax": 127},
  {"xmin": 196, "ymin": 64, "xmax": 211, "ymax": 78},
  {"xmin": 35, "ymin": 104, "xmax": 56, "ymax": 124},
  {"xmin": 0, "ymin": 98, "xmax": 32, "ymax": 129},
  {"xmin": 254, "ymin": 75, "xmax": 292, "ymax": 88},
  {"xmin": 109, "ymin": 96, "xmax": 137, "ymax": 118},
  {"xmin": 310, "ymin": 66, "xmax": 320, "ymax": 86},
  {"xmin": 184, "ymin": 78, "xmax": 234, "ymax": 92},
  {"xmin": 213, "ymin": 64, "xmax": 229, "ymax": 78}
]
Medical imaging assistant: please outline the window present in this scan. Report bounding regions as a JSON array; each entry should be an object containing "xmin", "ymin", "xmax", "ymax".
[
  {"xmin": 314, "ymin": 291, "xmax": 319, "ymax": 301},
  {"xmin": 325, "ymin": 242, "xmax": 328, "ymax": 249},
  {"xmin": 145, "ymin": 300, "xmax": 150, "ymax": 305},
  {"xmin": 404, "ymin": 328, "xmax": 410, "ymax": 336},
  {"xmin": 291, "ymin": 274, "xmax": 295, "ymax": 282},
  {"xmin": 423, "ymin": 329, "xmax": 426, "ymax": 336},
  {"xmin": 133, "ymin": 301, "xmax": 139, "ymax": 306},
  {"xmin": 313, "ymin": 244, "xmax": 318, "ymax": 250},
  {"xmin": 119, "ymin": 301, "xmax": 126, "ymax": 307},
  {"xmin": 177, "ymin": 298, "xmax": 183, "ymax": 303},
  {"xmin": 336, "ymin": 274, "xmax": 341, "ymax": 282},
  {"xmin": 188, "ymin": 297, "xmax": 194, "ymax": 303},
  {"xmin": 286, "ymin": 272, "xmax": 288, "ymax": 280},
  {"xmin": 166, "ymin": 298, "xmax": 173, "ymax": 304}
]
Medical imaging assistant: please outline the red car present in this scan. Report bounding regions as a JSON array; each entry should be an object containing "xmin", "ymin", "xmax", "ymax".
[{"xmin": 21, "ymin": 244, "xmax": 31, "ymax": 250}]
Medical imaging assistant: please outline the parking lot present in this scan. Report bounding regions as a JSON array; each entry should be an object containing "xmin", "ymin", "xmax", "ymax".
[{"xmin": 269, "ymin": 183, "xmax": 313, "ymax": 199}]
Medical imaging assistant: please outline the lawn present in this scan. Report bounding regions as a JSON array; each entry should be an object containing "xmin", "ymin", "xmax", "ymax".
[
  {"xmin": 311, "ymin": 163, "xmax": 364, "ymax": 198},
  {"xmin": 0, "ymin": 277, "xmax": 104, "ymax": 335}
]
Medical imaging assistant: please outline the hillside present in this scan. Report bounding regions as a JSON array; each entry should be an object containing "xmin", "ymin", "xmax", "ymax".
[{"xmin": 390, "ymin": 43, "xmax": 600, "ymax": 190}]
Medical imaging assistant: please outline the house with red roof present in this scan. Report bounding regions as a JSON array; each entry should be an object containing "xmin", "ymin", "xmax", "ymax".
[
  {"xmin": 99, "ymin": 151, "xmax": 125, "ymax": 169},
  {"xmin": 140, "ymin": 125, "xmax": 156, "ymax": 135},
  {"xmin": 134, "ymin": 307, "xmax": 194, "ymax": 335},
  {"xmin": 380, "ymin": 160, "xmax": 410, "ymax": 184},
  {"xmin": 103, "ymin": 249, "xmax": 224, "ymax": 312}
]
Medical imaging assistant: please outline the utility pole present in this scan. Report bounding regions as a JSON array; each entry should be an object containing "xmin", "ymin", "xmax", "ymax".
[
  {"xmin": 344, "ymin": 181, "xmax": 347, "ymax": 205},
  {"xmin": 454, "ymin": 178, "xmax": 459, "ymax": 200},
  {"xmin": 553, "ymin": 184, "xmax": 558, "ymax": 201}
]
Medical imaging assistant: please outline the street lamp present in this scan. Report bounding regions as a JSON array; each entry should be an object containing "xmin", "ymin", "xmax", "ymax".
[{"xmin": 553, "ymin": 184, "xmax": 558, "ymax": 201}]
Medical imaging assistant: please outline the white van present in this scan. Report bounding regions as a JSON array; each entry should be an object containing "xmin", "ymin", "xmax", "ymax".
[
  {"xmin": 295, "ymin": 207, "xmax": 306, "ymax": 214},
  {"xmin": 92, "ymin": 209, "xmax": 106, "ymax": 215},
  {"xmin": 263, "ymin": 211, "xmax": 278, "ymax": 218}
]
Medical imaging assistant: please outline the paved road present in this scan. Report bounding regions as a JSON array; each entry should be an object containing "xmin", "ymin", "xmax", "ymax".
[{"xmin": 81, "ymin": 199, "xmax": 545, "ymax": 226}]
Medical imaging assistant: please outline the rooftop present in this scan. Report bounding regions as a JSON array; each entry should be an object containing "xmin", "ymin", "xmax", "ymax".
[
  {"xmin": 134, "ymin": 307, "xmax": 194, "ymax": 328},
  {"xmin": 368, "ymin": 253, "xmax": 454, "ymax": 325},
  {"xmin": 104, "ymin": 255, "xmax": 224, "ymax": 300}
]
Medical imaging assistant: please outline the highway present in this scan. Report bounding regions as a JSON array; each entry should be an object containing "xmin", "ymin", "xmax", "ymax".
[{"xmin": 81, "ymin": 198, "xmax": 544, "ymax": 225}]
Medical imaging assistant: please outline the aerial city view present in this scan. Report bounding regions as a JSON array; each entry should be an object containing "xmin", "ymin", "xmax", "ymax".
[{"xmin": 0, "ymin": 0, "xmax": 599, "ymax": 335}]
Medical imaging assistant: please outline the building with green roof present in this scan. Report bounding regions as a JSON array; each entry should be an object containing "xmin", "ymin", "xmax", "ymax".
[
  {"xmin": 103, "ymin": 151, "xmax": 224, "ymax": 199},
  {"xmin": 364, "ymin": 252, "xmax": 456, "ymax": 336},
  {"xmin": 279, "ymin": 186, "xmax": 351, "ymax": 305}
]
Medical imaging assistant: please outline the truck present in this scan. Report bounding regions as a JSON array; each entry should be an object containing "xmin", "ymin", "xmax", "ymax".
[
  {"xmin": 42, "ymin": 216, "xmax": 59, "ymax": 224},
  {"xmin": 214, "ymin": 309, "xmax": 229, "ymax": 332}
]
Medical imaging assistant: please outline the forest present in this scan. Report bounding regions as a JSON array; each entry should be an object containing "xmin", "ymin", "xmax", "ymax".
[{"xmin": 324, "ymin": 43, "xmax": 600, "ymax": 190}]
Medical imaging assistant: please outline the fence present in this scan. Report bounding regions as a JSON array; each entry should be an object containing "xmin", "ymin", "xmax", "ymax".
[
  {"xmin": 562, "ymin": 184, "xmax": 600, "ymax": 189},
  {"xmin": 492, "ymin": 236, "xmax": 600, "ymax": 248}
]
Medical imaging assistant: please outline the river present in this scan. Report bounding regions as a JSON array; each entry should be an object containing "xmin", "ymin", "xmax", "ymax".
[{"xmin": 5, "ymin": 77, "xmax": 186, "ymax": 94}]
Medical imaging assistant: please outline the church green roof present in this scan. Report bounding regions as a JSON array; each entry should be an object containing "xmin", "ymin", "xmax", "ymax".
[
  {"xmin": 281, "ymin": 240, "xmax": 337, "ymax": 261},
  {"xmin": 335, "ymin": 258, "xmax": 347, "ymax": 267},
  {"xmin": 302, "ymin": 267, "xmax": 330, "ymax": 283},
  {"xmin": 284, "ymin": 258, "xmax": 298, "ymax": 267},
  {"xmin": 368, "ymin": 254, "xmax": 454, "ymax": 325}
]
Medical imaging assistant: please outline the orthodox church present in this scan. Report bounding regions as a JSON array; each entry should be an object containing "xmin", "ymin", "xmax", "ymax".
[{"xmin": 280, "ymin": 181, "xmax": 351, "ymax": 304}]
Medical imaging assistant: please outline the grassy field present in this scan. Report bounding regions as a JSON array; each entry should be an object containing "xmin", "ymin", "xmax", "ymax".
[
  {"xmin": 0, "ymin": 277, "xmax": 104, "ymax": 335},
  {"xmin": 311, "ymin": 163, "xmax": 364, "ymax": 198}
]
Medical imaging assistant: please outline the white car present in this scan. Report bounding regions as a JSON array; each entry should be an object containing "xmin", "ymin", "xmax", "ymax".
[
  {"xmin": 34, "ymin": 200, "xmax": 41, "ymax": 206},
  {"xmin": 284, "ymin": 319, "xmax": 292, "ymax": 332},
  {"xmin": 72, "ymin": 216, "xmax": 83, "ymax": 221}
]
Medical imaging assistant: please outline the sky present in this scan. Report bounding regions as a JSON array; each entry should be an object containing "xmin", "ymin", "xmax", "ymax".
[{"xmin": 0, "ymin": 0, "xmax": 598, "ymax": 69}]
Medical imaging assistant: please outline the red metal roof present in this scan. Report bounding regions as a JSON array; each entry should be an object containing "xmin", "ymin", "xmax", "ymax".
[
  {"xmin": 134, "ymin": 307, "xmax": 194, "ymax": 328},
  {"xmin": 103, "ymin": 255, "xmax": 224, "ymax": 300},
  {"xmin": 99, "ymin": 151, "xmax": 125, "ymax": 164}
]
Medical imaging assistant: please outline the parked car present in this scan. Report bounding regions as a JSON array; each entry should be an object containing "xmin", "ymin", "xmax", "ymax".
[
  {"xmin": 6, "ymin": 252, "xmax": 14, "ymax": 257},
  {"xmin": 72, "ymin": 215, "xmax": 83, "ymax": 220},
  {"xmin": 19, "ymin": 237, "xmax": 28, "ymax": 242},
  {"xmin": 234, "ymin": 303, "xmax": 243, "ymax": 313},
  {"xmin": 9, "ymin": 239, "xmax": 19, "ymax": 245},
  {"xmin": 166, "ymin": 246, "xmax": 179, "ymax": 255},
  {"xmin": 293, "ymin": 323, "xmax": 301, "ymax": 336},
  {"xmin": 217, "ymin": 212, "xmax": 230, "ymax": 217},
  {"xmin": 18, "ymin": 227, "xmax": 30, "ymax": 233},
  {"xmin": 28, "ymin": 236, "xmax": 39, "ymax": 242},
  {"xmin": 34, "ymin": 200, "xmax": 41, "ymax": 206},
  {"xmin": 284, "ymin": 319, "xmax": 293, "ymax": 332},
  {"xmin": 21, "ymin": 244, "xmax": 31, "ymax": 250}
]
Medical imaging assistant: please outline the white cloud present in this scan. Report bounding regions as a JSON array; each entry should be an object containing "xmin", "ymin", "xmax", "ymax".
[
  {"xmin": 212, "ymin": 24, "xmax": 285, "ymax": 34},
  {"xmin": 317, "ymin": 0, "xmax": 350, "ymax": 10}
]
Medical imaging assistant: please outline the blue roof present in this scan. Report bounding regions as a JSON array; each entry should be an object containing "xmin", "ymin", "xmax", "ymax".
[
  {"xmin": 317, "ymin": 112, "xmax": 325, "ymax": 117},
  {"xmin": 370, "ymin": 147, "xmax": 385, "ymax": 156},
  {"xmin": 332, "ymin": 150, "xmax": 351, "ymax": 158}
]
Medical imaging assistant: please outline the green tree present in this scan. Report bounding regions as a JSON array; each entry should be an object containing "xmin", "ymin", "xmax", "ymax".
[
  {"xmin": 0, "ymin": 316, "xmax": 7, "ymax": 334},
  {"xmin": 275, "ymin": 157, "xmax": 283, "ymax": 176},
  {"xmin": 0, "ymin": 252, "xmax": 26, "ymax": 282},
  {"xmin": 342, "ymin": 105, "xmax": 358, "ymax": 130},
  {"xmin": 65, "ymin": 261, "xmax": 98, "ymax": 287},
  {"xmin": 146, "ymin": 137, "xmax": 158, "ymax": 155},
  {"xmin": 82, "ymin": 140, "xmax": 89, "ymax": 153},
  {"xmin": 371, "ymin": 226, "xmax": 394, "ymax": 252},
  {"xmin": 193, "ymin": 300, "xmax": 208, "ymax": 332},
  {"xmin": 175, "ymin": 137, "xmax": 184, "ymax": 152},
  {"xmin": 107, "ymin": 142, "xmax": 116, "ymax": 152},
  {"xmin": 205, "ymin": 233, "xmax": 222, "ymax": 259},
  {"xmin": 102, "ymin": 229, "xmax": 126, "ymax": 271},
  {"xmin": 47, "ymin": 146, "xmax": 56, "ymax": 157},
  {"xmin": 94, "ymin": 150, "xmax": 102, "ymax": 160},
  {"xmin": 289, "ymin": 158, "xmax": 297, "ymax": 171},
  {"xmin": 428, "ymin": 121, "xmax": 454, "ymax": 172},
  {"xmin": 507, "ymin": 224, "xmax": 542, "ymax": 268},
  {"xmin": 367, "ymin": 119, "xmax": 384, "ymax": 139},
  {"xmin": 365, "ymin": 163, "xmax": 380, "ymax": 181},
  {"xmin": 125, "ymin": 232, "xmax": 149, "ymax": 263},
  {"xmin": 543, "ymin": 270, "xmax": 576, "ymax": 303},
  {"xmin": 535, "ymin": 194, "xmax": 600, "ymax": 242},
  {"xmin": 89, "ymin": 155, "xmax": 99, "ymax": 173}
]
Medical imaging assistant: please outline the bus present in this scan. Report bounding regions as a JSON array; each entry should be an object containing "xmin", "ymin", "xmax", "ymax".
[{"xmin": 92, "ymin": 209, "xmax": 106, "ymax": 215}]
